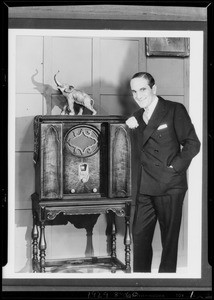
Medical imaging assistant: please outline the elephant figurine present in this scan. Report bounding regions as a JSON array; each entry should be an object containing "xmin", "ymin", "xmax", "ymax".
[{"xmin": 54, "ymin": 71, "xmax": 97, "ymax": 116}]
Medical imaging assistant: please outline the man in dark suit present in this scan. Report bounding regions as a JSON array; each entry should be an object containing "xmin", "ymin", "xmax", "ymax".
[{"xmin": 126, "ymin": 72, "xmax": 201, "ymax": 273}]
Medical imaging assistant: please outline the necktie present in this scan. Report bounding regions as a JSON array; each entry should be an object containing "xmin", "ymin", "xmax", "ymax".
[{"xmin": 143, "ymin": 108, "xmax": 149, "ymax": 124}]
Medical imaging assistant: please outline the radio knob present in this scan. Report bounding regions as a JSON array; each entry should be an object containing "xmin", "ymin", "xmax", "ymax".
[
  {"xmin": 71, "ymin": 189, "xmax": 75, "ymax": 194},
  {"xmin": 92, "ymin": 188, "xmax": 97, "ymax": 193}
]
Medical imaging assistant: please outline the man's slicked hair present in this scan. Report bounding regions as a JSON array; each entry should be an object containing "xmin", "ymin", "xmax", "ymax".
[{"xmin": 131, "ymin": 72, "xmax": 155, "ymax": 89}]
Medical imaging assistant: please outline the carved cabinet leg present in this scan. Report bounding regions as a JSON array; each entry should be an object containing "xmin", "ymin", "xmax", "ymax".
[
  {"xmin": 32, "ymin": 212, "xmax": 39, "ymax": 272},
  {"xmin": 85, "ymin": 227, "xmax": 94, "ymax": 257},
  {"xmin": 39, "ymin": 221, "xmax": 47, "ymax": 273},
  {"xmin": 124, "ymin": 203, "xmax": 131, "ymax": 273},
  {"xmin": 111, "ymin": 212, "xmax": 117, "ymax": 259},
  {"xmin": 110, "ymin": 212, "xmax": 117, "ymax": 273}
]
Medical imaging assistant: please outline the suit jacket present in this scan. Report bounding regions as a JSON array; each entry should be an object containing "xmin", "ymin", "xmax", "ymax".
[{"xmin": 133, "ymin": 96, "xmax": 201, "ymax": 195}]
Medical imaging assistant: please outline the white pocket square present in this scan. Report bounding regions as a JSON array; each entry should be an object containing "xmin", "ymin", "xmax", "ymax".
[{"xmin": 157, "ymin": 124, "xmax": 168, "ymax": 130}]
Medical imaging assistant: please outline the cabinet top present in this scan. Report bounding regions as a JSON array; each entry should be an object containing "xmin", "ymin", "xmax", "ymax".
[{"xmin": 34, "ymin": 115, "xmax": 128, "ymax": 123}]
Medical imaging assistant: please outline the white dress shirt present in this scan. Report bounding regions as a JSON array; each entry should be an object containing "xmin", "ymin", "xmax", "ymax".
[{"xmin": 145, "ymin": 96, "xmax": 159, "ymax": 121}]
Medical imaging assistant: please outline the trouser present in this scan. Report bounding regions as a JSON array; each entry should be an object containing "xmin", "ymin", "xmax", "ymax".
[{"xmin": 132, "ymin": 192, "xmax": 185, "ymax": 273}]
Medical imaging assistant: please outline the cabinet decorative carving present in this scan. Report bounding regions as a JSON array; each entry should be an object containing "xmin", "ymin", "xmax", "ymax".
[{"xmin": 32, "ymin": 116, "xmax": 132, "ymax": 273}]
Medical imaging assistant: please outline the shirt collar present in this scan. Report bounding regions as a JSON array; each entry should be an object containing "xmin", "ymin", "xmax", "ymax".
[{"xmin": 145, "ymin": 96, "xmax": 158, "ymax": 118}]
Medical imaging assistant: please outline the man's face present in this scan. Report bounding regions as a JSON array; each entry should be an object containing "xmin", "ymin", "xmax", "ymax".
[{"xmin": 130, "ymin": 77, "xmax": 156, "ymax": 109}]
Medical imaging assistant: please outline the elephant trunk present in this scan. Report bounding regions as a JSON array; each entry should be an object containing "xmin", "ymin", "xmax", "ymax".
[
  {"xmin": 54, "ymin": 71, "xmax": 62, "ymax": 87},
  {"xmin": 31, "ymin": 69, "xmax": 43, "ymax": 89}
]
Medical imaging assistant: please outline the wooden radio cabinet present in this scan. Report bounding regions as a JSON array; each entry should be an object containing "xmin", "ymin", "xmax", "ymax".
[{"xmin": 32, "ymin": 115, "xmax": 132, "ymax": 273}]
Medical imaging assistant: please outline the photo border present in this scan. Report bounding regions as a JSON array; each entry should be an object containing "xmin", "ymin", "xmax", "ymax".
[{"xmin": 2, "ymin": 2, "xmax": 212, "ymax": 293}]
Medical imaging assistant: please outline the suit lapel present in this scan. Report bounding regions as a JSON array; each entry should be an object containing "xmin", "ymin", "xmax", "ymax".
[
  {"xmin": 134, "ymin": 107, "xmax": 147, "ymax": 133},
  {"xmin": 141, "ymin": 97, "xmax": 168, "ymax": 147}
]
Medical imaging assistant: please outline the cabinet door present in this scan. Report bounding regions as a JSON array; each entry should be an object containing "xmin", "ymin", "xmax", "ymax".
[
  {"xmin": 109, "ymin": 124, "xmax": 131, "ymax": 198},
  {"xmin": 41, "ymin": 123, "xmax": 63, "ymax": 199}
]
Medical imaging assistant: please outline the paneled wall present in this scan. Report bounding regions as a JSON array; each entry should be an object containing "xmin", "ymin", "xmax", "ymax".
[{"xmin": 15, "ymin": 35, "xmax": 189, "ymax": 272}]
